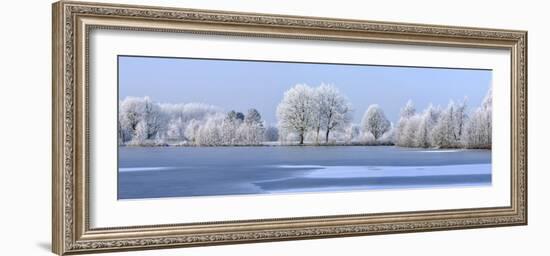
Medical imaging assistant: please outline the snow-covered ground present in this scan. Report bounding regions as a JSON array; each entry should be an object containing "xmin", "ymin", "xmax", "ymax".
[
  {"xmin": 277, "ymin": 164, "xmax": 490, "ymax": 178},
  {"xmin": 415, "ymin": 149, "xmax": 466, "ymax": 153},
  {"xmin": 119, "ymin": 166, "xmax": 177, "ymax": 172}
]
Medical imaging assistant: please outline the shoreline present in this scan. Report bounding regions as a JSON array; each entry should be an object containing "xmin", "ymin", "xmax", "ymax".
[{"xmin": 119, "ymin": 142, "xmax": 491, "ymax": 150}]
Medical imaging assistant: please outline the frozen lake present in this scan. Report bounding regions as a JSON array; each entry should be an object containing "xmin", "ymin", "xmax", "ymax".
[{"xmin": 118, "ymin": 146, "xmax": 491, "ymax": 199}]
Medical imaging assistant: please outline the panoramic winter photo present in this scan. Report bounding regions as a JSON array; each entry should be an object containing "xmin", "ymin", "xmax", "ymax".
[{"xmin": 117, "ymin": 56, "xmax": 493, "ymax": 200}]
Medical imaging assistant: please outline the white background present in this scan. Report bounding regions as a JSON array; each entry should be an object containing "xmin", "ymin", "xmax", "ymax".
[{"xmin": 0, "ymin": 0, "xmax": 547, "ymax": 255}]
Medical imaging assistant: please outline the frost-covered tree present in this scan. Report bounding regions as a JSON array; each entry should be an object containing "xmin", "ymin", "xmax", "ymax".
[
  {"xmin": 134, "ymin": 120, "xmax": 149, "ymax": 142},
  {"xmin": 361, "ymin": 104, "xmax": 390, "ymax": 141},
  {"xmin": 310, "ymin": 88, "xmax": 325, "ymax": 143},
  {"xmin": 276, "ymin": 84, "xmax": 351, "ymax": 144},
  {"xmin": 276, "ymin": 84, "xmax": 315, "ymax": 145},
  {"xmin": 160, "ymin": 103, "xmax": 220, "ymax": 123},
  {"xmin": 158, "ymin": 102, "xmax": 222, "ymax": 143},
  {"xmin": 462, "ymin": 88, "xmax": 492, "ymax": 149},
  {"xmin": 482, "ymin": 87, "xmax": 492, "ymax": 110},
  {"xmin": 237, "ymin": 123, "xmax": 264, "ymax": 145},
  {"xmin": 264, "ymin": 126, "xmax": 279, "ymax": 142},
  {"xmin": 453, "ymin": 98, "xmax": 468, "ymax": 141},
  {"xmin": 415, "ymin": 104, "xmax": 441, "ymax": 148},
  {"xmin": 431, "ymin": 101, "xmax": 459, "ymax": 148},
  {"xmin": 462, "ymin": 109, "xmax": 488, "ymax": 148},
  {"xmin": 305, "ymin": 84, "xmax": 352, "ymax": 143},
  {"xmin": 424, "ymin": 104, "xmax": 442, "ymax": 128},
  {"xmin": 244, "ymin": 109, "xmax": 263, "ymax": 126},
  {"xmin": 166, "ymin": 117, "xmax": 186, "ymax": 141},
  {"xmin": 416, "ymin": 115, "xmax": 430, "ymax": 148},
  {"xmin": 395, "ymin": 100, "xmax": 416, "ymax": 146},
  {"xmin": 316, "ymin": 84, "xmax": 352, "ymax": 143},
  {"xmin": 379, "ymin": 124, "xmax": 395, "ymax": 144},
  {"xmin": 139, "ymin": 97, "xmax": 163, "ymax": 140},
  {"xmin": 117, "ymin": 120, "xmax": 124, "ymax": 146},
  {"xmin": 235, "ymin": 112, "xmax": 245, "ymax": 122},
  {"xmin": 482, "ymin": 87, "xmax": 492, "ymax": 145},
  {"xmin": 119, "ymin": 96, "xmax": 163, "ymax": 143},
  {"xmin": 196, "ymin": 116, "xmax": 223, "ymax": 146},
  {"xmin": 344, "ymin": 124, "xmax": 361, "ymax": 143},
  {"xmin": 362, "ymin": 131, "xmax": 376, "ymax": 144},
  {"xmin": 226, "ymin": 110, "xmax": 237, "ymax": 121},
  {"xmin": 401, "ymin": 115, "xmax": 422, "ymax": 147},
  {"xmin": 184, "ymin": 119, "xmax": 202, "ymax": 144},
  {"xmin": 119, "ymin": 97, "xmax": 144, "ymax": 142},
  {"xmin": 220, "ymin": 111, "xmax": 241, "ymax": 145},
  {"xmin": 400, "ymin": 100, "xmax": 416, "ymax": 119},
  {"xmin": 238, "ymin": 108, "xmax": 265, "ymax": 145}
]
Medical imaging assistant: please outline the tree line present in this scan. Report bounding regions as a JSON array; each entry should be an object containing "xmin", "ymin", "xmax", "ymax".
[
  {"xmin": 393, "ymin": 92, "xmax": 491, "ymax": 149},
  {"xmin": 118, "ymin": 97, "xmax": 273, "ymax": 146},
  {"xmin": 118, "ymin": 84, "xmax": 491, "ymax": 149},
  {"xmin": 276, "ymin": 84, "xmax": 491, "ymax": 149}
]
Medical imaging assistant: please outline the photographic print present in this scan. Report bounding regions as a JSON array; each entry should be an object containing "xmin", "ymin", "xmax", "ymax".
[
  {"xmin": 117, "ymin": 56, "xmax": 493, "ymax": 200},
  {"xmin": 53, "ymin": 3, "xmax": 527, "ymax": 254}
]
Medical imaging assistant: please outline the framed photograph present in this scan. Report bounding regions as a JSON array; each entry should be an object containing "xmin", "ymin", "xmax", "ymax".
[{"xmin": 52, "ymin": 1, "xmax": 527, "ymax": 255}]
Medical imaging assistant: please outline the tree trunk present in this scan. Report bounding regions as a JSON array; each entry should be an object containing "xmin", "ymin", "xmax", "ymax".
[
  {"xmin": 299, "ymin": 133, "xmax": 304, "ymax": 145},
  {"xmin": 325, "ymin": 129, "xmax": 330, "ymax": 143},
  {"xmin": 315, "ymin": 126, "xmax": 320, "ymax": 143}
]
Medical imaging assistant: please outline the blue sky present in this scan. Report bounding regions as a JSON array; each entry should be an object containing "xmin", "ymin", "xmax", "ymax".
[{"xmin": 118, "ymin": 56, "xmax": 491, "ymax": 124}]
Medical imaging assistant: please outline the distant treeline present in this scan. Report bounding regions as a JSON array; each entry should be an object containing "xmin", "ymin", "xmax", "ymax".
[
  {"xmin": 118, "ymin": 84, "xmax": 491, "ymax": 149},
  {"xmin": 118, "ymin": 99, "xmax": 270, "ymax": 146}
]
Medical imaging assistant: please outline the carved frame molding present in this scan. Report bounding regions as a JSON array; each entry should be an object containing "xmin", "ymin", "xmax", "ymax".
[{"xmin": 52, "ymin": 1, "xmax": 527, "ymax": 255}]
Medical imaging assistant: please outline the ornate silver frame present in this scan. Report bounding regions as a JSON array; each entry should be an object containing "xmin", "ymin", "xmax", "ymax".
[{"xmin": 52, "ymin": 1, "xmax": 527, "ymax": 255}]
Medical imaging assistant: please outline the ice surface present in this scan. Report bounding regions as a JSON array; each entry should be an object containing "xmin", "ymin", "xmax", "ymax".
[{"xmin": 277, "ymin": 164, "xmax": 491, "ymax": 178}]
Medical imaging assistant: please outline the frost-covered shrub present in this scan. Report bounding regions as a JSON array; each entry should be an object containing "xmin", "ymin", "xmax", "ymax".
[
  {"xmin": 378, "ymin": 128, "xmax": 395, "ymax": 145},
  {"xmin": 361, "ymin": 132, "xmax": 376, "ymax": 144}
]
